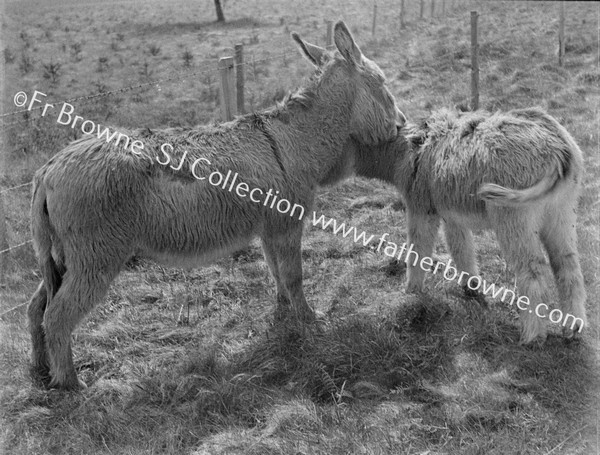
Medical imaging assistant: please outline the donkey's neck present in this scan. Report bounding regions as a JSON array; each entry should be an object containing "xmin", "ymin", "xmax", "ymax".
[
  {"xmin": 263, "ymin": 95, "xmax": 356, "ymax": 186},
  {"xmin": 353, "ymin": 138, "xmax": 405, "ymax": 185}
]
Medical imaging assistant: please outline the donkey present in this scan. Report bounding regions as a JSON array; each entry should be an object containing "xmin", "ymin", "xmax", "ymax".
[
  {"xmin": 27, "ymin": 21, "xmax": 406, "ymax": 390},
  {"xmin": 352, "ymin": 107, "xmax": 586, "ymax": 344}
]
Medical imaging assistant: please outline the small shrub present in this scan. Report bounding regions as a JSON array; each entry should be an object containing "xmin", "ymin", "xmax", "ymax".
[
  {"xmin": 70, "ymin": 42, "xmax": 82, "ymax": 62},
  {"xmin": 19, "ymin": 52, "xmax": 33, "ymax": 74},
  {"xmin": 577, "ymin": 70, "xmax": 600, "ymax": 84},
  {"xmin": 42, "ymin": 60, "xmax": 61, "ymax": 84},
  {"xmin": 115, "ymin": 33, "xmax": 125, "ymax": 41},
  {"xmin": 4, "ymin": 47, "xmax": 15, "ymax": 64},
  {"xmin": 19, "ymin": 31, "xmax": 30, "ymax": 48},
  {"xmin": 93, "ymin": 80, "xmax": 108, "ymax": 93},
  {"xmin": 182, "ymin": 49, "xmax": 193, "ymax": 68},
  {"xmin": 148, "ymin": 43, "xmax": 161, "ymax": 56},
  {"xmin": 139, "ymin": 60, "xmax": 152, "ymax": 79},
  {"xmin": 97, "ymin": 56, "xmax": 109, "ymax": 72}
]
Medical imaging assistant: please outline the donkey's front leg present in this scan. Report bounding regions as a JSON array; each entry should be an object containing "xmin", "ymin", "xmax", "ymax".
[
  {"xmin": 405, "ymin": 210, "xmax": 440, "ymax": 293},
  {"xmin": 262, "ymin": 228, "xmax": 314, "ymax": 324}
]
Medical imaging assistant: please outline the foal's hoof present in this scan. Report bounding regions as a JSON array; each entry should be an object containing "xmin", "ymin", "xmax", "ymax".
[
  {"xmin": 518, "ymin": 330, "xmax": 547, "ymax": 346},
  {"xmin": 462, "ymin": 285, "xmax": 488, "ymax": 308},
  {"xmin": 562, "ymin": 325, "xmax": 583, "ymax": 343},
  {"xmin": 382, "ymin": 259, "xmax": 406, "ymax": 277},
  {"xmin": 313, "ymin": 309, "xmax": 329, "ymax": 331}
]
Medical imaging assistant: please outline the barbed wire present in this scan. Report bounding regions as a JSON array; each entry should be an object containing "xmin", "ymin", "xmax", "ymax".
[
  {"xmin": 0, "ymin": 182, "xmax": 32, "ymax": 194},
  {"xmin": 0, "ymin": 300, "xmax": 30, "ymax": 320},
  {"xmin": 0, "ymin": 240, "xmax": 33, "ymax": 255},
  {"xmin": 1, "ymin": 49, "xmax": 297, "ymax": 127}
]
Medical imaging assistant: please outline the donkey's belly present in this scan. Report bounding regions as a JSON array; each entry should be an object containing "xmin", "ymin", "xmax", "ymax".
[{"xmin": 141, "ymin": 235, "xmax": 257, "ymax": 269}]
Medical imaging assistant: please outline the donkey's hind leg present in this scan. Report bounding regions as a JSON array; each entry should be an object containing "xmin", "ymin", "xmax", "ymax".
[
  {"xmin": 262, "ymin": 226, "xmax": 314, "ymax": 324},
  {"xmin": 261, "ymin": 237, "xmax": 290, "ymax": 321},
  {"xmin": 28, "ymin": 282, "xmax": 51, "ymax": 383},
  {"xmin": 491, "ymin": 208, "xmax": 551, "ymax": 343},
  {"xmin": 540, "ymin": 205, "xmax": 587, "ymax": 339},
  {"xmin": 43, "ymin": 268, "xmax": 115, "ymax": 389}
]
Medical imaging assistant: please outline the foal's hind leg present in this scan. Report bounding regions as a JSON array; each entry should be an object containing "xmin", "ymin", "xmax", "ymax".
[
  {"xmin": 43, "ymin": 269, "xmax": 114, "ymax": 389},
  {"xmin": 444, "ymin": 219, "xmax": 486, "ymax": 305},
  {"xmin": 262, "ymin": 226, "xmax": 314, "ymax": 324},
  {"xmin": 540, "ymin": 206, "xmax": 587, "ymax": 339},
  {"xmin": 492, "ymin": 208, "xmax": 551, "ymax": 343},
  {"xmin": 28, "ymin": 282, "xmax": 50, "ymax": 382},
  {"xmin": 405, "ymin": 210, "xmax": 440, "ymax": 293}
]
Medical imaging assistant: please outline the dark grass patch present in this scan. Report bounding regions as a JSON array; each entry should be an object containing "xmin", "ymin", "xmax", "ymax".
[{"xmin": 235, "ymin": 299, "xmax": 455, "ymax": 402}]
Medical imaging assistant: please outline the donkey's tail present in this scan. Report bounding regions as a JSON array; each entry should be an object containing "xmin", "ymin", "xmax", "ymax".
[{"xmin": 31, "ymin": 176, "xmax": 63, "ymax": 301}]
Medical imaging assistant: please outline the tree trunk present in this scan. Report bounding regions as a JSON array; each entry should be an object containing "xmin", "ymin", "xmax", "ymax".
[{"xmin": 214, "ymin": 0, "xmax": 225, "ymax": 22}]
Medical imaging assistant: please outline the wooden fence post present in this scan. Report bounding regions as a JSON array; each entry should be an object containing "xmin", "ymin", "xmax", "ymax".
[
  {"xmin": 442, "ymin": 0, "xmax": 446, "ymax": 16},
  {"xmin": 219, "ymin": 56, "xmax": 236, "ymax": 121},
  {"xmin": 420, "ymin": 0, "xmax": 424, "ymax": 19},
  {"xmin": 325, "ymin": 20, "xmax": 334, "ymax": 49},
  {"xmin": 558, "ymin": 1, "xmax": 565, "ymax": 66},
  {"xmin": 0, "ymin": 194, "xmax": 8, "ymax": 282},
  {"xmin": 399, "ymin": 0, "xmax": 405, "ymax": 30},
  {"xmin": 372, "ymin": 1, "xmax": 378, "ymax": 36},
  {"xmin": 470, "ymin": 10, "xmax": 479, "ymax": 110},
  {"xmin": 234, "ymin": 44, "xmax": 245, "ymax": 115},
  {"xmin": 430, "ymin": 0, "xmax": 435, "ymax": 18}
]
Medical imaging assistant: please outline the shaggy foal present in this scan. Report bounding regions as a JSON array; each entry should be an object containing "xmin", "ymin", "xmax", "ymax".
[
  {"xmin": 28, "ymin": 22, "xmax": 405, "ymax": 390},
  {"xmin": 353, "ymin": 107, "xmax": 586, "ymax": 344}
]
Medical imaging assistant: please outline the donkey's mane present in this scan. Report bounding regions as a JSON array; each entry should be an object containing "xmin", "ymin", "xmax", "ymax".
[{"xmin": 67, "ymin": 54, "xmax": 345, "ymax": 186}]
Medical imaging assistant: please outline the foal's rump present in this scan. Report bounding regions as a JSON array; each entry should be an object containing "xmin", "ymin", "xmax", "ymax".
[
  {"xmin": 406, "ymin": 107, "xmax": 582, "ymax": 212},
  {"xmin": 476, "ymin": 108, "xmax": 582, "ymax": 206}
]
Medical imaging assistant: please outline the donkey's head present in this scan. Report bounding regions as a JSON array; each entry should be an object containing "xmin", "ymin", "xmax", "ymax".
[{"xmin": 292, "ymin": 21, "xmax": 406, "ymax": 146}]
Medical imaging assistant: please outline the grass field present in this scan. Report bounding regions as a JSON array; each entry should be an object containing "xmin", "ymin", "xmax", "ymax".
[{"xmin": 1, "ymin": 0, "xmax": 599, "ymax": 453}]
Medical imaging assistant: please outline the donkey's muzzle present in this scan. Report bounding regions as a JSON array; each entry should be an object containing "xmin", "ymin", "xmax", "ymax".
[{"xmin": 395, "ymin": 107, "xmax": 407, "ymax": 130}]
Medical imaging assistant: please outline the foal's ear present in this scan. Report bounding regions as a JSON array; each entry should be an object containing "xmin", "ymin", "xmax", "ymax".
[
  {"xmin": 334, "ymin": 21, "xmax": 362, "ymax": 66},
  {"xmin": 292, "ymin": 33, "xmax": 327, "ymax": 67}
]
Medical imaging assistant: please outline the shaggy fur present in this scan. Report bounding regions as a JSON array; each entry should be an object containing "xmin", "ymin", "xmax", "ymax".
[
  {"xmin": 27, "ymin": 22, "xmax": 406, "ymax": 390},
  {"xmin": 352, "ymin": 107, "xmax": 586, "ymax": 344}
]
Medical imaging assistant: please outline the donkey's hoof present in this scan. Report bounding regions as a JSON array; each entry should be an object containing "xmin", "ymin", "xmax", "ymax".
[
  {"xmin": 314, "ymin": 309, "xmax": 329, "ymax": 331},
  {"xmin": 49, "ymin": 375, "xmax": 87, "ymax": 391},
  {"xmin": 405, "ymin": 283, "xmax": 423, "ymax": 295},
  {"xmin": 29, "ymin": 364, "xmax": 52, "ymax": 389}
]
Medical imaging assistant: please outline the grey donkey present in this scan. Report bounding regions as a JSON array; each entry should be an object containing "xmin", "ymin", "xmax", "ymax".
[{"xmin": 27, "ymin": 21, "xmax": 407, "ymax": 389}]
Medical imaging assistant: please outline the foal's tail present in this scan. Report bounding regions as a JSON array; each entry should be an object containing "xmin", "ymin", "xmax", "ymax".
[
  {"xmin": 477, "ymin": 111, "xmax": 582, "ymax": 206},
  {"xmin": 31, "ymin": 176, "xmax": 64, "ymax": 302},
  {"xmin": 477, "ymin": 168, "xmax": 561, "ymax": 205}
]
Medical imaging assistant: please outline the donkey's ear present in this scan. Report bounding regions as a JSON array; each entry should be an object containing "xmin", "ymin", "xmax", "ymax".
[
  {"xmin": 292, "ymin": 32, "xmax": 327, "ymax": 67},
  {"xmin": 333, "ymin": 21, "xmax": 362, "ymax": 66}
]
